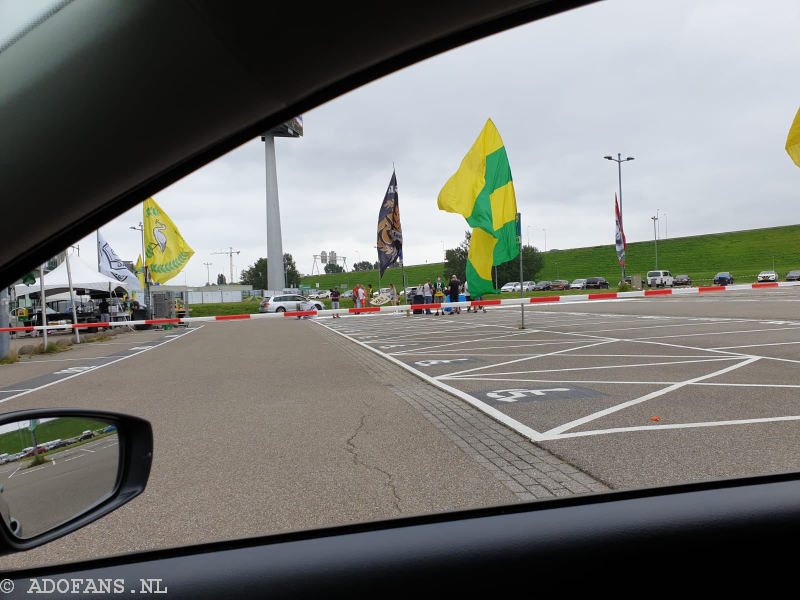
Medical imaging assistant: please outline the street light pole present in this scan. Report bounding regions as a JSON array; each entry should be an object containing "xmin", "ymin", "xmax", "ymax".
[
  {"xmin": 604, "ymin": 153, "xmax": 635, "ymax": 281},
  {"xmin": 651, "ymin": 214, "xmax": 659, "ymax": 269},
  {"xmin": 541, "ymin": 228, "xmax": 547, "ymax": 252}
]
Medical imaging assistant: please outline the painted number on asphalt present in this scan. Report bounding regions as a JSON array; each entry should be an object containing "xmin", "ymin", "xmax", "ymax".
[
  {"xmin": 54, "ymin": 366, "xmax": 98, "ymax": 375},
  {"xmin": 414, "ymin": 359, "xmax": 470, "ymax": 367},
  {"xmin": 486, "ymin": 388, "xmax": 571, "ymax": 402}
]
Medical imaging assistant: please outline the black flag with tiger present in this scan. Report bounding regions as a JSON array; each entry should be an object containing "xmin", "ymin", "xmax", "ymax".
[{"xmin": 377, "ymin": 170, "xmax": 403, "ymax": 276}]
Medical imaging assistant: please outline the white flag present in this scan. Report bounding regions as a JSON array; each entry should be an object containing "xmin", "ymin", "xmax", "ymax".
[{"xmin": 98, "ymin": 230, "xmax": 142, "ymax": 290}]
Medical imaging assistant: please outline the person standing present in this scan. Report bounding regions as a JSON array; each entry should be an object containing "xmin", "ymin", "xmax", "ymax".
[
  {"xmin": 463, "ymin": 279, "xmax": 472, "ymax": 312},
  {"xmin": 389, "ymin": 283, "xmax": 398, "ymax": 309},
  {"xmin": 433, "ymin": 275, "xmax": 446, "ymax": 316},
  {"xmin": 357, "ymin": 285, "xmax": 367, "ymax": 312},
  {"xmin": 330, "ymin": 287, "xmax": 341, "ymax": 318},
  {"xmin": 367, "ymin": 284, "xmax": 373, "ymax": 303},
  {"xmin": 448, "ymin": 274, "xmax": 461, "ymax": 314},
  {"xmin": 99, "ymin": 297, "xmax": 110, "ymax": 322},
  {"xmin": 423, "ymin": 278, "xmax": 433, "ymax": 315}
]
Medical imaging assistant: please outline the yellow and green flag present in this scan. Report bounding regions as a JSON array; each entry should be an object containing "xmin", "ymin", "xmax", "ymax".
[
  {"xmin": 438, "ymin": 119, "xmax": 519, "ymax": 298},
  {"xmin": 787, "ymin": 106, "xmax": 800, "ymax": 167},
  {"xmin": 134, "ymin": 255, "xmax": 145, "ymax": 289},
  {"xmin": 143, "ymin": 197, "xmax": 194, "ymax": 284}
]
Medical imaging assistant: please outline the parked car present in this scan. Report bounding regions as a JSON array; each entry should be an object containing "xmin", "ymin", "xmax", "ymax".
[
  {"xmin": 585, "ymin": 277, "xmax": 610, "ymax": 289},
  {"xmin": 673, "ymin": 274, "xmax": 692, "ymax": 287},
  {"xmin": 308, "ymin": 289, "xmax": 330, "ymax": 299},
  {"xmin": 500, "ymin": 282, "xmax": 520, "ymax": 293},
  {"xmin": 373, "ymin": 287, "xmax": 391, "ymax": 298},
  {"xmin": 714, "ymin": 272, "xmax": 734, "ymax": 286},
  {"xmin": 570, "ymin": 279, "xmax": 587, "ymax": 289},
  {"xmin": 259, "ymin": 295, "xmax": 324, "ymax": 313},
  {"xmin": 757, "ymin": 270, "xmax": 778, "ymax": 282},
  {"xmin": 646, "ymin": 270, "xmax": 674, "ymax": 287},
  {"xmin": 549, "ymin": 280, "xmax": 570, "ymax": 291},
  {"xmin": 533, "ymin": 281, "xmax": 551, "ymax": 291},
  {"xmin": 79, "ymin": 430, "xmax": 96, "ymax": 441},
  {"xmin": 786, "ymin": 270, "xmax": 800, "ymax": 281},
  {"xmin": 341, "ymin": 290, "xmax": 354, "ymax": 299},
  {"xmin": 522, "ymin": 281, "xmax": 536, "ymax": 291}
]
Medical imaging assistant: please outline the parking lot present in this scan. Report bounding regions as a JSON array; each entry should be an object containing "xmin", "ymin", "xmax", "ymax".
[{"xmin": 321, "ymin": 287, "xmax": 800, "ymax": 490}]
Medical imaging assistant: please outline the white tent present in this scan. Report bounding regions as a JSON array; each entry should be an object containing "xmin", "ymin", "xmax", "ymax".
[{"xmin": 14, "ymin": 254, "xmax": 135, "ymax": 297}]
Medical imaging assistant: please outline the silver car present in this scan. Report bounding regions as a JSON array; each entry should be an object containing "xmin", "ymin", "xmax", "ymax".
[{"xmin": 259, "ymin": 295, "xmax": 324, "ymax": 313}]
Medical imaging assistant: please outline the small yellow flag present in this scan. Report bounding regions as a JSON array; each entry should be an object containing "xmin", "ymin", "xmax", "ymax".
[
  {"xmin": 787, "ymin": 107, "xmax": 800, "ymax": 168},
  {"xmin": 143, "ymin": 198, "xmax": 195, "ymax": 284},
  {"xmin": 135, "ymin": 255, "xmax": 145, "ymax": 289}
]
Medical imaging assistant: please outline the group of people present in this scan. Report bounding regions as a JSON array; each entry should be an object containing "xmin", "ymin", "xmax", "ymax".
[
  {"xmin": 325, "ymin": 276, "xmax": 483, "ymax": 318},
  {"xmin": 416, "ymin": 275, "xmax": 485, "ymax": 316}
]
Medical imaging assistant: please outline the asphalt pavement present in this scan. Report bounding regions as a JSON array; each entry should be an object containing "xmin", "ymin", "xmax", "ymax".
[
  {"xmin": 0, "ymin": 321, "xmax": 516, "ymax": 571},
  {"xmin": 2, "ymin": 286, "xmax": 799, "ymax": 571}
]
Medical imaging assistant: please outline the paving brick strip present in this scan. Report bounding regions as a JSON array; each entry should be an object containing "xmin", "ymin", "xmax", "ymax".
[{"xmin": 316, "ymin": 323, "xmax": 609, "ymax": 500}]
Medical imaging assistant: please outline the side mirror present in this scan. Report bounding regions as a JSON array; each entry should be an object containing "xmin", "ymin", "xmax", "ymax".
[{"xmin": 0, "ymin": 409, "xmax": 152, "ymax": 555}]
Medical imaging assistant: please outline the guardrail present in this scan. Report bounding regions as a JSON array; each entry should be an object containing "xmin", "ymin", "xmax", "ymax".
[{"xmin": 2, "ymin": 281, "xmax": 799, "ymax": 333}]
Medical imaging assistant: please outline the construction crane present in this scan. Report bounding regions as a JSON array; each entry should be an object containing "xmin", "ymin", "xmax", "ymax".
[{"xmin": 212, "ymin": 247, "xmax": 240, "ymax": 283}]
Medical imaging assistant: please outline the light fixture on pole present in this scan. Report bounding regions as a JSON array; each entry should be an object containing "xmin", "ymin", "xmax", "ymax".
[
  {"xmin": 203, "ymin": 262, "xmax": 212, "ymax": 285},
  {"xmin": 604, "ymin": 153, "xmax": 634, "ymax": 280},
  {"xmin": 651, "ymin": 214, "xmax": 659, "ymax": 269}
]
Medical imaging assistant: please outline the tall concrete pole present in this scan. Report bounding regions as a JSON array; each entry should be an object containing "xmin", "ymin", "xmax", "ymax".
[
  {"xmin": 0, "ymin": 287, "xmax": 9, "ymax": 359},
  {"xmin": 264, "ymin": 135, "xmax": 285, "ymax": 292}
]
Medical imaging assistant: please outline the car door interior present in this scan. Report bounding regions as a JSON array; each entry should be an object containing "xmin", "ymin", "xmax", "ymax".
[{"xmin": 3, "ymin": 0, "xmax": 800, "ymax": 595}]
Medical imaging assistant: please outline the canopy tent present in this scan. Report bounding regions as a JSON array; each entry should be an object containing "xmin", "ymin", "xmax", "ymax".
[{"xmin": 13, "ymin": 253, "xmax": 136, "ymax": 298}]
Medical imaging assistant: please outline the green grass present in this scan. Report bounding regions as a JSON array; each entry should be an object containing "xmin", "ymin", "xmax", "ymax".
[
  {"xmin": 299, "ymin": 263, "xmax": 444, "ymax": 292},
  {"xmin": 299, "ymin": 225, "xmax": 800, "ymax": 291},
  {"xmin": 0, "ymin": 418, "xmax": 108, "ymax": 455},
  {"xmin": 535, "ymin": 224, "xmax": 800, "ymax": 285}
]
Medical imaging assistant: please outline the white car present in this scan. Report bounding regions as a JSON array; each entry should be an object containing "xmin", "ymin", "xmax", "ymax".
[
  {"xmin": 757, "ymin": 270, "xmax": 777, "ymax": 282},
  {"xmin": 522, "ymin": 281, "xmax": 536, "ymax": 291},
  {"xmin": 308, "ymin": 290, "xmax": 330, "ymax": 299},
  {"xmin": 259, "ymin": 295, "xmax": 324, "ymax": 313},
  {"xmin": 501, "ymin": 282, "xmax": 520, "ymax": 293},
  {"xmin": 646, "ymin": 270, "xmax": 674, "ymax": 288},
  {"xmin": 570, "ymin": 279, "xmax": 587, "ymax": 289}
]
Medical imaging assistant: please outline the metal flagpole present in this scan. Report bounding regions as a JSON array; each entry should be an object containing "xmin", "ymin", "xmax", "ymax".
[
  {"xmin": 517, "ymin": 213, "xmax": 525, "ymax": 329},
  {"xmin": 401, "ymin": 260, "xmax": 407, "ymax": 304},
  {"xmin": 39, "ymin": 263, "xmax": 48, "ymax": 348},
  {"xmin": 65, "ymin": 251, "xmax": 80, "ymax": 343}
]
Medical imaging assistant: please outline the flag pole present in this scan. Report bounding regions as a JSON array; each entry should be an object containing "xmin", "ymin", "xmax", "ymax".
[
  {"xmin": 401, "ymin": 260, "xmax": 407, "ymax": 305},
  {"xmin": 39, "ymin": 263, "xmax": 48, "ymax": 348},
  {"xmin": 65, "ymin": 250, "xmax": 80, "ymax": 343},
  {"xmin": 517, "ymin": 212, "xmax": 525, "ymax": 330}
]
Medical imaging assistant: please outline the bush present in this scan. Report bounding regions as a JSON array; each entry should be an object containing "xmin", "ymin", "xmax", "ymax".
[{"xmin": 617, "ymin": 282, "xmax": 633, "ymax": 293}]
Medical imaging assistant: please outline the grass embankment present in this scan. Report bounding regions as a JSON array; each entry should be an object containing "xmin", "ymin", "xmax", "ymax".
[
  {"xmin": 0, "ymin": 418, "xmax": 108, "ymax": 455},
  {"xmin": 299, "ymin": 263, "xmax": 444, "ymax": 292},
  {"xmin": 536, "ymin": 224, "xmax": 800, "ymax": 285}
]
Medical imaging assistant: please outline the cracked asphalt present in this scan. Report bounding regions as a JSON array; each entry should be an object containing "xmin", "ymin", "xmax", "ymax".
[{"xmin": 0, "ymin": 319, "xmax": 518, "ymax": 571}]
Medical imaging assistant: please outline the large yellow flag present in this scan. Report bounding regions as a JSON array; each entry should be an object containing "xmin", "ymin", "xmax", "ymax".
[
  {"xmin": 143, "ymin": 198, "xmax": 194, "ymax": 284},
  {"xmin": 787, "ymin": 107, "xmax": 800, "ymax": 167},
  {"xmin": 438, "ymin": 119, "xmax": 519, "ymax": 298}
]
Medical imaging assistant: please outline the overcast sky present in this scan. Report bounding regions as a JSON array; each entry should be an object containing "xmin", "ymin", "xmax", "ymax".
[{"xmin": 74, "ymin": 0, "xmax": 800, "ymax": 286}]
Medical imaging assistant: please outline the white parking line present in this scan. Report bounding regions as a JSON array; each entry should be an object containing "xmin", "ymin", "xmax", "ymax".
[
  {"xmin": 544, "ymin": 357, "xmax": 761, "ymax": 436},
  {"xmin": 315, "ymin": 320, "xmax": 546, "ymax": 442},
  {"xmin": 450, "ymin": 357, "xmax": 740, "ymax": 379},
  {"xmin": 0, "ymin": 327, "xmax": 203, "ymax": 406}
]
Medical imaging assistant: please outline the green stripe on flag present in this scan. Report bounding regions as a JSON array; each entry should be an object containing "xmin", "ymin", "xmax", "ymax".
[
  {"xmin": 492, "ymin": 219, "xmax": 518, "ymax": 264},
  {"xmin": 466, "ymin": 259, "xmax": 496, "ymax": 299},
  {"xmin": 466, "ymin": 146, "xmax": 513, "ymax": 234}
]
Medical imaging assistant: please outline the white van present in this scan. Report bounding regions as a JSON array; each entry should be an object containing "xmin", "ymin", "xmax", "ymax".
[{"xmin": 647, "ymin": 270, "xmax": 674, "ymax": 287}]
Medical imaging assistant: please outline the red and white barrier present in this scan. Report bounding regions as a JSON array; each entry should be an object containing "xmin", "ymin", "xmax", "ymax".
[{"xmin": 2, "ymin": 281, "xmax": 799, "ymax": 333}]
